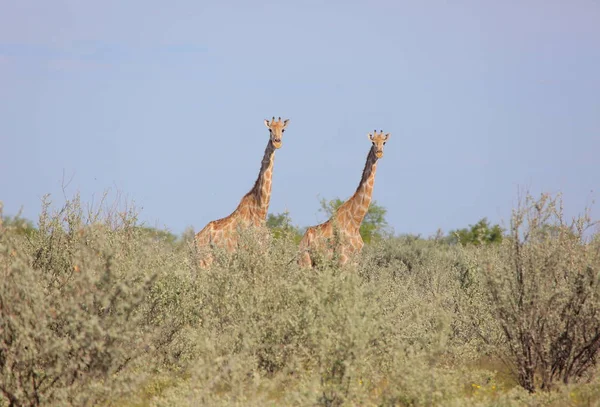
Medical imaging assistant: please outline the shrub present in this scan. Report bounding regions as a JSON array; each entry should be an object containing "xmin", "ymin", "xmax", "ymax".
[
  {"xmin": 483, "ymin": 193, "xmax": 600, "ymax": 392},
  {"xmin": 0, "ymin": 194, "xmax": 200, "ymax": 406},
  {"xmin": 3, "ymin": 190, "xmax": 600, "ymax": 406},
  {"xmin": 1, "ymin": 197, "xmax": 151, "ymax": 405}
]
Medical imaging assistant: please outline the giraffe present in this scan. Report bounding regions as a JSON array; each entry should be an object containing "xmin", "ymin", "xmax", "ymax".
[
  {"xmin": 195, "ymin": 117, "xmax": 290, "ymax": 268},
  {"xmin": 298, "ymin": 130, "xmax": 390, "ymax": 268}
]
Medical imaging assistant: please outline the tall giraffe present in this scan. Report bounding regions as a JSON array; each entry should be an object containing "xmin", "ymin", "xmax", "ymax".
[
  {"xmin": 298, "ymin": 130, "xmax": 390, "ymax": 267},
  {"xmin": 195, "ymin": 117, "xmax": 290, "ymax": 268}
]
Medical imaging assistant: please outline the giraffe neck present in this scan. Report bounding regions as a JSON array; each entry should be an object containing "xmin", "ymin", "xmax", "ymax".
[
  {"xmin": 340, "ymin": 145, "xmax": 378, "ymax": 228},
  {"xmin": 246, "ymin": 139, "xmax": 276, "ymax": 220}
]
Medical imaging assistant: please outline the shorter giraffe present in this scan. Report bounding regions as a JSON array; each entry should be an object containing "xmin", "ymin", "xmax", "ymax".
[
  {"xmin": 298, "ymin": 130, "xmax": 390, "ymax": 268},
  {"xmin": 195, "ymin": 117, "xmax": 290, "ymax": 268}
]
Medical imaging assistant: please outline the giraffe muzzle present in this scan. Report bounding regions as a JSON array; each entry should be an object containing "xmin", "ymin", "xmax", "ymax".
[{"xmin": 376, "ymin": 151, "xmax": 383, "ymax": 158}]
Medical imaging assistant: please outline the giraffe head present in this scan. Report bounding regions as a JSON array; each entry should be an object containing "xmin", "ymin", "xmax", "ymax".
[
  {"xmin": 264, "ymin": 117, "xmax": 290, "ymax": 149},
  {"xmin": 368, "ymin": 130, "xmax": 390, "ymax": 158}
]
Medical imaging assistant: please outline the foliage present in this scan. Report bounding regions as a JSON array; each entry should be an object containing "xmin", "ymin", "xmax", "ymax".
[
  {"xmin": 135, "ymin": 226, "xmax": 178, "ymax": 245},
  {"xmin": 479, "ymin": 193, "xmax": 600, "ymax": 392},
  {"xmin": 2, "ymin": 191, "xmax": 600, "ymax": 407},
  {"xmin": 319, "ymin": 197, "xmax": 389, "ymax": 243},
  {"xmin": 449, "ymin": 217, "xmax": 504, "ymax": 246},
  {"xmin": 0, "ymin": 196, "xmax": 200, "ymax": 406},
  {"xmin": 265, "ymin": 211, "xmax": 303, "ymax": 243},
  {"xmin": 0, "ymin": 214, "xmax": 36, "ymax": 238}
]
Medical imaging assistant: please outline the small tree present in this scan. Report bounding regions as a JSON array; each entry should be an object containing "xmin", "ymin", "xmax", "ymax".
[
  {"xmin": 136, "ymin": 225, "xmax": 178, "ymax": 245},
  {"xmin": 0, "ymin": 196, "xmax": 156, "ymax": 406},
  {"xmin": 266, "ymin": 211, "xmax": 303, "ymax": 243},
  {"xmin": 319, "ymin": 198, "xmax": 389, "ymax": 244},
  {"xmin": 449, "ymin": 218, "xmax": 503, "ymax": 246},
  {"xmin": 1, "ymin": 214, "xmax": 36, "ymax": 237},
  {"xmin": 483, "ymin": 193, "xmax": 600, "ymax": 392}
]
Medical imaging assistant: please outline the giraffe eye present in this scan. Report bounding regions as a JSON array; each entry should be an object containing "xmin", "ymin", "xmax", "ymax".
[
  {"xmin": 269, "ymin": 129, "xmax": 272, "ymax": 133},
  {"xmin": 281, "ymin": 129, "xmax": 285, "ymax": 133},
  {"xmin": 383, "ymin": 142, "xmax": 386, "ymax": 145}
]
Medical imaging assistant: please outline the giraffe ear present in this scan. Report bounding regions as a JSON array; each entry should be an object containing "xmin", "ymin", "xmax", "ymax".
[
  {"xmin": 264, "ymin": 119, "xmax": 270, "ymax": 128},
  {"xmin": 368, "ymin": 133, "xmax": 374, "ymax": 141},
  {"xmin": 283, "ymin": 119, "xmax": 289, "ymax": 127},
  {"xmin": 384, "ymin": 133, "xmax": 390, "ymax": 140}
]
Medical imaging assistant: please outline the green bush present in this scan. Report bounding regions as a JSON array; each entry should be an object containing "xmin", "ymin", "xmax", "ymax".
[
  {"xmin": 2, "ymin": 191, "xmax": 599, "ymax": 406},
  {"xmin": 0, "ymin": 195, "xmax": 199, "ymax": 406},
  {"xmin": 481, "ymin": 193, "xmax": 600, "ymax": 392}
]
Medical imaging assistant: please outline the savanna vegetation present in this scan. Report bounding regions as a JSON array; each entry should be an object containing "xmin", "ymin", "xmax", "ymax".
[{"xmin": 1, "ymin": 191, "xmax": 600, "ymax": 406}]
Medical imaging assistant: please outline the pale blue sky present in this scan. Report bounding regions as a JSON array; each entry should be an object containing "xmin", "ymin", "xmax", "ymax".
[{"xmin": 1, "ymin": 0, "xmax": 599, "ymax": 236}]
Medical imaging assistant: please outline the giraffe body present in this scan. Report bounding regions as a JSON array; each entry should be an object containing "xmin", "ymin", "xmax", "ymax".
[
  {"xmin": 299, "ymin": 130, "xmax": 389, "ymax": 268},
  {"xmin": 196, "ymin": 117, "xmax": 289, "ymax": 268}
]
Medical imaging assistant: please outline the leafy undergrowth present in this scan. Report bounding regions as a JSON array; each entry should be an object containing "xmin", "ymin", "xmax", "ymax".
[
  {"xmin": 1, "ymin": 192, "xmax": 599, "ymax": 406},
  {"xmin": 121, "ymin": 364, "xmax": 600, "ymax": 407}
]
